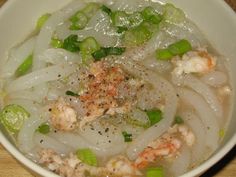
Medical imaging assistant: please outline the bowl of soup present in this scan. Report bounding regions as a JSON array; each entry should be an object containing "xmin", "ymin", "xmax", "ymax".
[{"xmin": 0, "ymin": 0, "xmax": 235, "ymax": 177}]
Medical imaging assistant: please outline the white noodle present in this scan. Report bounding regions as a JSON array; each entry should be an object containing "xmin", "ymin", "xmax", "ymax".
[
  {"xmin": 6, "ymin": 64, "xmax": 76, "ymax": 93},
  {"xmin": 1, "ymin": 37, "xmax": 36, "ymax": 78},
  {"xmin": 33, "ymin": 0, "xmax": 86, "ymax": 70},
  {"xmin": 169, "ymin": 145, "xmax": 191, "ymax": 176},
  {"xmin": 183, "ymin": 74, "xmax": 223, "ymax": 119},
  {"xmin": 18, "ymin": 115, "xmax": 45, "ymax": 153},
  {"xmin": 49, "ymin": 132, "xmax": 127, "ymax": 157},
  {"xmin": 201, "ymin": 71, "xmax": 227, "ymax": 87},
  {"xmin": 180, "ymin": 111, "xmax": 207, "ymax": 165},
  {"xmin": 118, "ymin": 60, "xmax": 178, "ymax": 160},
  {"xmin": 38, "ymin": 48, "xmax": 82, "ymax": 65},
  {"xmin": 34, "ymin": 132, "xmax": 73, "ymax": 155},
  {"xmin": 177, "ymin": 88, "xmax": 219, "ymax": 151}
]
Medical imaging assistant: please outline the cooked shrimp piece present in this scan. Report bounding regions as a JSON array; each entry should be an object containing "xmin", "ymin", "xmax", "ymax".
[
  {"xmin": 135, "ymin": 134, "xmax": 182, "ymax": 169},
  {"xmin": 106, "ymin": 156, "xmax": 142, "ymax": 176},
  {"xmin": 172, "ymin": 49, "xmax": 216, "ymax": 76},
  {"xmin": 50, "ymin": 97, "xmax": 78, "ymax": 131},
  {"xmin": 135, "ymin": 125, "xmax": 195, "ymax": 169}
]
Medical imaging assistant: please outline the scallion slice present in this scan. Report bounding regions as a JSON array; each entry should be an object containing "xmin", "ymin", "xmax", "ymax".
[
  {"xmin": 168, "ymin": 39, "xmax": 192, "ymax": 56},
  {"xmin": 62, "ymin": 34, "xmax": 81, "ymax": 52},
  {"xmin": 76, "ymin": 148, "xmax": 97, "ymax": 166},
  {"xmin": 36, "ymin": 13, "xmax": 51, "ymax": 30},
  {"xmin": 111, "ymin": 11, "xmax": 130, "ymax": 28},
  {"xmin": 0, "ymin": 104, "xmax": 30, "ymax": 133},
  {"xmin": 37, "ymin": 123, "xmax": 50, "ymax": 134},
  {"xmin": 65, "ymin": 90, "xmax": 79, "ymax": 97},
  {"xmin": 122, "ymin": 131, "xmax": 133, "ymax": 142},
  {"xmin": 101, "ymin": 5, "xmax": 112, "ymax": 16},
  {"xmin": 146, "ymin": 167, "xmax": 164, "ymax": 177},
  {"xmin": 15, "ymin": 54, "xmax": 33, "ymax": 77},
  {"xmin": 79, "ymin": 37, "xmax": 100, "ymax": 62},
  {"xmin": 69, "ymin": 11, "xmax": 88, "ymax": 30},
  {"xmin": 146, "ymin": 109, "xmax": 163, "ymax": 126},
  {"xmin": 175, "ymin": 116, "xmax": 184, "ymax": 124},
  {"xmin": 156, "ymin": 49, "xmax": 173, "ymax": 60}
]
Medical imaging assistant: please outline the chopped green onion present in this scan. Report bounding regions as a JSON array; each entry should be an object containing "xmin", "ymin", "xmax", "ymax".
[
  {"xmin": 156, "ymin": 49, "xmax": 174, "ymax": 60},
  {"xmin": 117, "ymin": 26, "xmax": 128, "ymax": 34},
  {"xmin": 122, "ymin": 131, "xmax": 133, "ymax": 142},
  {"xmin": 51, "ymin": 38, "xmax": 63, "ymax": 48},
  {"xmin": 125, "ymin": 117, "xmax": 149, "ymax": 129},
  {"xmin": 92, "ymin": 48, "xmax": 107, "ymax": 61},
  {"xmin": 175, "ymin": 116, "xmax": 184, "ymax": 124},
  {"xmin": 219, "ymin": 129, "xmax": 225, "ymax": 138},
  {"xmin": 146, "ymin": 109, "xmax": 163, "ymax": 126},
  {"xmin": 105, "ymin": 47, "xmax": 126, "ymax": 55},
  {"xmin": 36, "ymin": 13, "xmax": 51, "ymax": 30},
  {"xmin": 37, "ymin": 123, "xmax": 50, "ymax": 134},
  {"xmin": 101, "ymin": 5, "xmax": 112, "ymax": 16},
  {"xmin": 62, "ymin": 34, "xmax": 81, "ymax": 52},
  {"xmin": 124, "ymin": 23, "xmax": 152, "ymax": 46},
  {"xmin": 128, "ymin": 12, "xmax": 143, "ymax": 28},
  {"xmin": 65, "ymin": 90, "xmax": 79, "ymax": 97},
  {"xmin": 163, "ymin": 3, "xmax": 185, "ymax": 24},
  {"xmin": 141, "ymin": 7, "xmax": 162, "ymax": 24},
  {"xmin": 92, "ymin": 47, "xmax": 126, "ymax": 60},
  {"xmin": 111, "ymin": 11, "xmax": 130, "ymax": 28},
  {"xmin": 69, "ymin": 11, "xmax": 88, "ymax": 30},
  {"xmin": 141, "ymin": 7, "xmax": 157, "ymax": 20},
  {"xmin": 149, "ymin": 14, "xmax": 162, "ymax": 24},
  {"xmin": 168, "ymin": 39, "xmax": 192, "ymax": 56},
  {"xmin": 15, "ymin": 54, "xmax": 33, "ymax": 77},
  {"xmin": 79, "ymin": 37, "xmax": 100, "ymax": 62},
  {"xmin": 146, "ymin": 167, "xmax": 164, "ymax": 177},
  {"xmin": 76, "ymin": 148, "xmax": 97, "ymax": 166},
  {"xmin": 82, "ymin": 3, "xmax": 100, "ymax": 19},
  {"xmin": 0, "ymin": 104, "xmax": 30, "ymax": 133}
]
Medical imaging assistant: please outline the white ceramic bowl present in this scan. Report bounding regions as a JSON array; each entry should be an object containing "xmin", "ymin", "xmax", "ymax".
[{"xmin": 0, "ymin": 0, "xmax": 235, "ymax": 177}]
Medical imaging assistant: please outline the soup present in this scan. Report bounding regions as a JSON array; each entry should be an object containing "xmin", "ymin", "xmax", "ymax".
[{"xmin": 0, "ymin": 0, "xmax": 232, "ymax": 176}]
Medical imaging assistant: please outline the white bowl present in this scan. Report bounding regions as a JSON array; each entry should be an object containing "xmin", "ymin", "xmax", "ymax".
[{"xmin": 0, "ymin": 0, "xmax": 235, "ymax": 177}]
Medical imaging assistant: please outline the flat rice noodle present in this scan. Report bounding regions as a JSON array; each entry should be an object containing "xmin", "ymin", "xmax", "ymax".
[
  {"xmin": 183, "ymin": 74, "xmax": 223, "ymax": 120},
  {"xmin": 39, "ymin": 48, "xmax": 82, "ymax": 65},
  {"xmin": 117, "ymin": 60, "xmax": 178, "ymax": 160},
  {"xmin": 180, "ymin": 111, "xmax": 207, "ymax": 165},
  {"xmin": 33, "ymin": 0, "xmax": 86, "ymax": 70},
  {"xmin": 169, "ymin": 145, "xmax": 191, "ymax": 176},
  {"xmin": 201, "ymin": 71, "xmax": 227, "ymax": 87},
  {"xmin": 1, "ymin": 37, "xmax": 36, "ymax": 78},
  {"xmin": 108, "ymin": 0, "xmax": 150, "ymax": 13},
  {"xmin": 34, "ymin": 132, "xmax": 72, "ymax": 155},
  {"xmin": 177, "ymin": 88, "xmax": 219, "ymax": 152},
  {"xmin": 6, "ymin": 99, "xmax": 40, "ymax": 115},
  {"xmin": 79, "ymin": 121, "xmax": 125, "ymax": 149},
  {"xmin": 161, "ymin": 20, "xmax": 208, "ymax": 48},
  {"xmin": 6, "ymin": 64, "xmax": 76, "ymax": 93},
  {"xmin": 122, "ymin": 31, "xmax": 175, "ymax": 62},
  {"xmin": 18, "ymin": 114, "xmax": 45, "ymax": 153},
  {"xmin": 140, "ymin": 56, "xmax": 173, "ymax": 73},
  {"xmin": 49, "ymin": 131, "xmax": 127, "ymax": 157}
]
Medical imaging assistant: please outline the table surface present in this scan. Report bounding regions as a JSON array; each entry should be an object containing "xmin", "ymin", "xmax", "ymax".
[{"xmin": 0, "ymin": 0, "xmax": 235, "ymax": 177}]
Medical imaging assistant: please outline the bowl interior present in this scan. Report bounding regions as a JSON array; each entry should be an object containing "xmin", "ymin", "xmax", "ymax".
[{"xmin": 0, "ymin": 0, "xmax": 236, "ymax": 177}]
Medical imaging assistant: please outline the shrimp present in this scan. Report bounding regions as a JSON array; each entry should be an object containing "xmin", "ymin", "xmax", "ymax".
[
  {"xmin": 172, "ymin": 49, "xmax": 216, "ymax": 76},
  {"xmin": 135, "ymin": 125, "xmax": 195, "ymax": 169},
  {"xmin": 50, "ymin": 97, "xmax": 78, "ymax": 131}
]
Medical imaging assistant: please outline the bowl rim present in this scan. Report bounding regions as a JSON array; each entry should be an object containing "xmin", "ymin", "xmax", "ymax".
[{"xmin": 0, "ymin": 0, "xmax": 236, "ymax": 177}]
